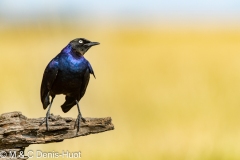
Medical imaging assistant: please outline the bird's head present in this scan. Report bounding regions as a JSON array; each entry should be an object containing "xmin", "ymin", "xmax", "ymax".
[{"xmin": 69, "ymin": 38, "xmax": 100, "ymax": 56}]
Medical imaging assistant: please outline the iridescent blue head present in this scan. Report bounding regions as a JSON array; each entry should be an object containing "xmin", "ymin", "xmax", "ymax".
[{"xmin": 68, "ymin": 38, "xmax": 100, "ymax": 56}]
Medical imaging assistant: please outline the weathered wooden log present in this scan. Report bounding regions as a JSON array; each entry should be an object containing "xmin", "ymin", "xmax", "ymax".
[{"xmin": 0, "ymin": 111, "xmax": 114, "ymax": 159}]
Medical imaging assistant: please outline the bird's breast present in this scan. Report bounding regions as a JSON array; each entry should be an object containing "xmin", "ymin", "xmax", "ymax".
[
  {"xmin": 51, "ymin": 56, "xmax": 89, "ymax": 95},
  {"xmin": 61, "ymin": 56, "xmax": 88, "ymax": 73}
]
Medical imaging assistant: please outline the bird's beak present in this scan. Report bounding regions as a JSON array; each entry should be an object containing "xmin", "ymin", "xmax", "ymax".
[{"xmin": 84, "ymin": 42, "xmax": 100, "ymax": 47}]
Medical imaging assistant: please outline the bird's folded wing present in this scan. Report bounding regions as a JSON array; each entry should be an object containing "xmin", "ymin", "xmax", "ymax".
[
  {"xmin": 87, "ymin": 62, "xmax": 95, "ymax": 78},
  {"xmin": 40, "ymin": 59, "xmax": 59, "ymax": 109}
]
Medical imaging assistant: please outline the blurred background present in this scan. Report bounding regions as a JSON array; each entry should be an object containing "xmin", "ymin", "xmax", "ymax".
[{"xmin": 0, "ymin": 0, "xmax": 240, "ymax": 159}]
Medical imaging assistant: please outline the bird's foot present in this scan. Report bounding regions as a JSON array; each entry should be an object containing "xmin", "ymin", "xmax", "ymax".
[
  {"xmin": 81, "ymin": 117, "xmax": 86, "ymax": 123},
  {"xmin": 74, "ymin": 115, "xmax": 86, "ymax": 133},
  {"xmin": 39, "ymin": 113, "xmax": 54, "ymax": 131}
]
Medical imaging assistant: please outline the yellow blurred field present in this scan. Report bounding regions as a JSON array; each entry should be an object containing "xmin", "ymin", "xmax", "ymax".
[{"xmin": 0, "ymin": 25, "xmax": 240, "ymax": 159}]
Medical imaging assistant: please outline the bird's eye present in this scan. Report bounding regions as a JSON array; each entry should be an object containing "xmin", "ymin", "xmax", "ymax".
[{"xmin": 79, "ymin": 40, "xmax": 83, "ymax": 43}]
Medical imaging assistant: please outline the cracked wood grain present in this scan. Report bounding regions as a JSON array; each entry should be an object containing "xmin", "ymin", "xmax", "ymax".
[{"xmin": 0, "ymin": 111, "xmax": 114, "ymax": 159}]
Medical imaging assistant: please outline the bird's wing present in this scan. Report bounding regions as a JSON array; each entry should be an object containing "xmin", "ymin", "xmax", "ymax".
[
  {"xmin": 79, "ymin": 67, "xmax": 90, "ymax": 100},
  {"xmin": 87, "ymin": 62, "xmax": 95, "ymax": 78},
  {"xmin": 77, "ymin": 61, "xmax": 95, "ymax": 101},
  {"xmin": 79, "ymin": 61, "xmax": 95, "ymax": 97},
  {"xmin": 40, "ymin": 59, "xmax": 59, "ymax": 109},
  {"xmin": 78, "ymin": 61, "xmax": 95, "ymax": 99}
]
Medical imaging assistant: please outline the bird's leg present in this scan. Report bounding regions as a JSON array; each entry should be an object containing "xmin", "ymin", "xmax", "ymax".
[
  {"xmin": 40, "ymin": 96, "xmax": 55, "ymax": 131},
  {"xmin": 75, "ymin": 100, "xmax": 86, "ymax": 133}
]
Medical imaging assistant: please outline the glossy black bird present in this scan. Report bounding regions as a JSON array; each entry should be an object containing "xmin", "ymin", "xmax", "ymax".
[{"xmin": 40, "ymin": 38, "xmax": 99, "ymax": 132}]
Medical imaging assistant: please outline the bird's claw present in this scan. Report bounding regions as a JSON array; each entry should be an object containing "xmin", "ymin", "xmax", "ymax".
[
  {"xmin": 74, "ymin": 115, "xmax": 86, "ymax": 133},
  {"xmin": 81, "ymin": 117, "xmax": 86, "ymax": 123},
  {"xmin": 39, "ymin": 117, "xmax": 46, "ymax": 126},
  {"xmin": 39, "ymin": 113, "xmax": 53, "ymax": 131}
]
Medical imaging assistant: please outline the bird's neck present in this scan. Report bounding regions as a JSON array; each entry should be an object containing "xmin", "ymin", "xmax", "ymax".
[
  {"xmin": 62, "ymin": 44, "xmax": 72, "ymax": 53},
  {"xmin": 62, "ymin": 44, "xmax": 83, "ymax": 59}
]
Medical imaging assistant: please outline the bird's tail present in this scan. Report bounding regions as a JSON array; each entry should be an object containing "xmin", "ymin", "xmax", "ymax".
[{"xmin": 61, "ymin": 96, "xmax": 76, "ymax": 113}]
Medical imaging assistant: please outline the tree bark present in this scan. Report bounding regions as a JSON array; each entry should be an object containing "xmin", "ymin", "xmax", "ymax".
[{"xmin": 0, "ymin": 111, "xmax": 114, "ymax": 159}]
